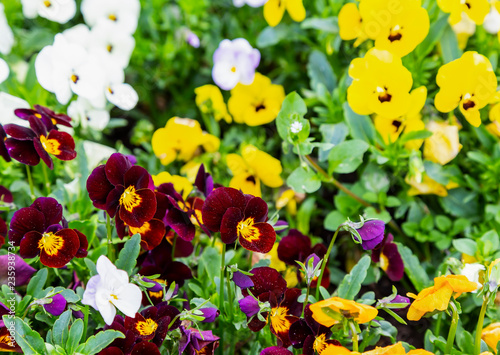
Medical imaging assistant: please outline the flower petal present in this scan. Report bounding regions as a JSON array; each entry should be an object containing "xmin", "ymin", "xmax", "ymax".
[
  {"xmin": 3, "ymin": 124, "xmax": 36, "ymax": 140},
  {"xmin": 112, "ymin": 283, "xmax": 142, "ymax": 318},
  {"xmin": 119, "ymin": 188, "xmax": 157, "ymax": 228},
  {"xmin": 31, "ymin": 197, "xmax": 63, "ymax": 226},
  {"xmin": 9, "ymin": 207, "xmax": 46, "ymax": 246},
  {"xmin": 220, "ymin": 207, "xmax": 243, "ymax": 244},
  {"xmin": 4, "ymin": 138, "xmax": 40, "ymax": 165},
  {"xmin": 105, "ymin": 152, "xmax": 132, "ymax": 186},
  {"xmin": 202, "ymin": 187, "xmax": 247, "ymax": 232},
  {"xmin": 38, "ymin": 229, "xmax": 80, "ymax": 268},
  {"xmin": 87, "ymin": 165, "xmax": 115, "ymax": 210},
  {"xmin": 238, "ymin": 222, "xmax": 276, "ymax": 253}
]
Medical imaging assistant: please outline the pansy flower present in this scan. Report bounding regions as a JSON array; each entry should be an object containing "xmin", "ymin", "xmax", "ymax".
[
  {"xmin": 228, "ymin": 73, "xmax": 285, "ymax": 126},
  {"xmin": 9, "ymin": 197, "xmax": 88, "ymax": 267},
  {"xmin": 86, "ymin": 153, "xmax": 157, "ymax": 227},
  {"xmin": 152, "ymin": 172, "xmax": 192, "ymax": 200},
  {"xmin": 195, "ymin": 84, "xmax": 232, "ymax": 123},
  {"xmin": 21, "ymin": 0, "xmax": 76, "ymax": 24},
  {"xmin": 151, "ymin": 117, "xmax": 220, "ymax": 166},
  {"xmin": 0, "ymin": 326, "xmax": 21, "ymax": 353},
  {"xmin": 371, "ymin": 234, "xmax": 404, "ymax": 282},
  {"xmin": 202, "ymin": 187, "xmax": 276, "ymax": 253},
  {"xmin": 309, "ymin": 297, "xmax": 378, "ymax": 327},
  {"xmin": 435, "ymin": 51, "xmax": 497, "ymax": 127},
  {"xmin": 179, "ymin": 327, "xmax": 220, "ymax": 355},
  {"xmin": 14, "ymin": 105, "xmax": 72, "ymax": 129},
  {"xmin": 423, "ymin": 120, "xmax": 462, "ymax": 165},
  {"xmin": 338, "ymin": 3, "xmax": 364, "ymax": 43},
  {"xmin": 438, "ymin": 0, "xmax": 489, "ymax": 25},
  {"xmin": 4, "ymin": 115, "xmax": 76, "ymax": 169},
  {"xmin": 0, "ymin": 125, "xmax": 10, "ymax": 162},
  {"xmin": 347, "ymin": 48, "xmax": 413, "ymax": 119},
  {"xmin": 407, "ymin": 274, "xmax": 478, "ymax": 321},
  {"xmin": 227, "ymin": 145, "xmax": 283, "ymax": 198},
  {"xmin": 482, "ymin": 322, "xmax": 500, "ymax": 352},
  {"xmin": 406, "ymin": 174, "xmax": 459, "ymax": 197},
  {"xmin": 264, "ymin": 0, "xmax": 306, "ymax": 27}
]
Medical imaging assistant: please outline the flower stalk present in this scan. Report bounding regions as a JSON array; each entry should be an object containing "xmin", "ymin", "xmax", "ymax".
[
  {"xmin": 445, "ymin": 301, "xmax": 459, "ymax": 355},
  {"xmin": 106, "ymin": 213, "xmax": 115, "ymax": 262},
  {"xmin": 218, "ymin": 242, "xmax": 226, "ymax": 355},
  {"xmin": 474, "ymin": 295, "xmax": 489, "ymax": 355},
  {"xmin": 315, "ymin": 226, "xmax": 340, "ymax": 301},
  {"xmin": 26, "ymin": 165, "xmax": 35, "ymax": 200},
  {"xmin": 349, "ymin": 321, "xmax": 359, "ymax": 352}
]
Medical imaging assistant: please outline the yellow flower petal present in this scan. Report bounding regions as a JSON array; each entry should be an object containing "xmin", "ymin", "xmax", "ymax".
[
  {"xmin": 264, "ymin": 0, "xmax": 286, "ymax": 27},
  {"xmin": 242, "ymin": 144, "xmax": 283, "ymax": 188},
  {"xmin": 229, "ymin": 173, "xmax": 261, "ymax": 197},
  {"xmin": 339, "ymin": 3, "xmax": 362, "ymax": 40},
  {"xmin": 285, "ymin": 0, "xmax": 306, "ymax": 23}
]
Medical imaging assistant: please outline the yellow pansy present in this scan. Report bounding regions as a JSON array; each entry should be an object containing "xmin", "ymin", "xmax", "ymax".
[
  {"xmin": 359, "ymin": 0, "xmax": 430, "ymax": 57},
  {"xmin": 348, "ymin": 48, "xmax": 413, "ymax": 119},
  {"xmin": 276, "ymin": 189, "xmax": 305, "ymax": 216},
  {"xmin": 194, "ymin": 84, "xmax": 232, "ymax": 124},
  {"xmin": 423, "ymin": 120, "xmax": 462, "ymax": 165},
  {"xmin": 482, "ymin": 322, "xmax": 500, "ymax": 353},
  {"xmin": 180, "ymin": 161, "xmax": 202, "ymax": 183},
  {"xmin": 338, "ymin": 3, "xmax": 364, "ymax": 41},
  {"xmin": 310, "ymin": 297, "xmax": 378, "ymax": 327},
  {"xmin": 486, "ymin": 92, "xmax": 500, "ymax": 137},
  {"xmin": 437, "ymin": 0, "xmax": 489, "ymax": 25},
  {"xmin": 435, "ymin": 51, "xmax": 497, "ymax": 127},
  {"xmin": 227, "ymin": 144, "xmax": 283, "ymax": 197},
  {"xmin": 152, "ymin": 172, "xmax": 193, "ymax": 199},
  {"xmin": 152, "ymin": 117, "xmax": 220, "ymax": 165},
  {"xmin": 374, "ymin": 86, "xmax": 427, "ymax": 149},
  {"xmin": 406, "ymin": 174, "xmax": 459, "ymax": 197},
  {"xmin": 228, "ymin": 73, "xmax": 285, "ymax": 126},
  {"xmin": 407, "ymin": 275, "xmax": 477, "ymax": 321},
  {"xmin": 407, "ymin": 350, "xmax": 435, "ymax": 355},
  {"xmin": 362, "ymin": 343, "xmax": 406, "ymax": 355},
  {"xmin": 263, "ymin": 0, "xmax": 306, "ymax": 27}
]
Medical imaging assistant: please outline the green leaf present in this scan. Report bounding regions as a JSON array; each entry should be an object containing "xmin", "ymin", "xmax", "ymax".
[
  {"xmin": 415, "ymin": 14, "xmax": 449, "ymax": 58},
  {"xmin": 297, "ymin": 197, "xmax": 316, "ymax": 235},
  {"xmin": 440, "ymin": 24, "xmax": 462, "ymax": 64},
  {"xmin": 324, "ymin": 210, "xmax": 346, "ymax": 232},
  {"xmin": 82, "ymin": 330, "xmax": 125, "ymax": 355},
  {"xmin": 276, "ymin": 92, "xmax": 308, "ymax": 143},
  {"xmin": 452, "ymin": 238, "xmax": 477, "ymax": 256},
  {"xmin": 4, "ymin": 316, "xmax": 46, "ymax": 355},
  {"xmin": 27, "ymin": 268, "xmax": 48, "ymax": 298},
  {"xmin": 337, "ymin": 255, "xmax": 371, "ymax": 300},
  {"xmin": 318, "ymin": 123, "xmax": 348, "ymax": 162},
  {"xmin": 301, "ymin": 17, "xmax": 338, "ymax": 33},
  {"xmin": 53, "ymin": 310, "xmax": 71, "ymax": 346},
  {"xmin": 198, "ymin": 247, "xmax": 221, "ymax": 286},
  {"xmin": 84, "ymin": 258, "xmax": 97, "ymax": 277},
  {"xmin": 343, "ymin": 103, "xmax": 376, "ymax": 145},
  {"xmin": 328, "ymin": 139, "xmax": 369, "ymax": 174},
  {"xmin": 396, "ymin": 243, "xmax": 430, "ymax": 292},
  {"xmin": 286, "ymin": 167, "xmax": 322, "ymax": 193},
  {"xmin": 398, "ymin": 130, "xmax": 432, "ymax": 144},
  {"xmin": 256, "ymin": 26, "xmax": 289, "ymax": 47},
  {"xmin": 307, "ymin": 50, "xmax": 337, "ymax": 92},
  {"xmin": 66, "ymin": 319, "xmax": 84, "ymax": 354},
  {"xmin": 440, "ymin": 188, "xmax": 479, "ymax": 218},
  {"xmin": 115, "ymin": 234, "xmax": 141, "ymax": 276}
]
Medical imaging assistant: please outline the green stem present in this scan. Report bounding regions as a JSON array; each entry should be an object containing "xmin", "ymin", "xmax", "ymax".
[
  {"xmin": 41, "ymin": 163, "xmax": 51, "ymax": 195},
  {"xmin": 218, "ymin": 243, "xmax": 226, "ymax": 355},
  {"xmin": 435, "ymin": 312, "xmax": 443, "ymax": 337},
  {"xmin": 349, "ymin": 321, "xmax": 359, "ymax": 352},
  {"xmin": 106, "ymin": 214, "xmax": 115, "ymax": 262},
  {"xmin": 301, "ymin": 284, "xmax": 311, "ymax": 317},
  {"xmin": 445, "ymin": 301, "xmax": 459, "ymax": 355},
  {"xmin": 474, "ymin": 295, "xmax": 489, "ymax": 355},
  {"xmin": 226, "ymin": 269, "xmax": 234, "ymax": 321},
  {"xmin": 171, "ymin": 234, "xmax": 177, "ymax": 259},
  {"xmin": 315, "ymin": 226, "xmax": 341, "ymax": 301},
  {"xmin": 82, "ymin": 305, "xmax": 89, "ymax": 340},
  {"xmin": 26, "ymin": 165, "xmax": 35, "ymax": 201}
]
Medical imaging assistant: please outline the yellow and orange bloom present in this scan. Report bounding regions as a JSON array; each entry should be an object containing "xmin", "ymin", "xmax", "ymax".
[
  {"xmin": 435, "ymin": 51, "xmax": 497, "ymax": 127},
  {"xmin": 227, "ymin": 144, "xmax": 283, "ymax": 197},
  {"xmin": 423, "ymin": 120, "xmax": 462, "ymax": 165},
  {"xmin": 152, "ymin": 117, "xmax": 220, "ymax": 166},
  {"xmin": 194, "ymin": 84, "xmax": 232, "ymax": 123},
  {"xmin": 406, "ymin": 174, "xmax": 459, "ymax": 197},
  {"xmin": 347, "ymin": 48, "xmax": 413, "ymax": 119},
  {"xmin": 263, "ymin": 0, "xmax": 306, "ymax": 27},
  {"xmin": 228, "ymin": 73, "xmax": 285, "ymax": 126},
  {"xmin": 309, "ymin": 297, "xmax": 378, "ymax": 327},
  {"xmin": 407, "ymin": 275, "xmax": 478, "ymax": 321},
  {"xmin": 482, "ymin": 322, "xmax": 500, "ymax": 353},
  {"xmin": 438, "ymin": 0, "xmax": 490, "ymax": 25},
  {"xmin": 362, "ymin": 342, "xmax": 406, "ymax": 355},
  {"xmin": 407, "ymin": 350, "xmax": 435, "ymax": 355}
]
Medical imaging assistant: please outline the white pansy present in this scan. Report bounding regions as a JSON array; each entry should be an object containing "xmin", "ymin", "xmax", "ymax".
[
  {"xmin": 233, "ymin": 0, "xmax": 268, "ymax": 7},
  {"xmin": 21, "ymin": 0, "xmax": 76, "ymax": 24},
  {"xmin": 461, "ymin": 263, "xmax": 485, "ymax": 292},
  {"xmin": 0, "ymin": 58, "xmax": 9, "ymax": 84},
  {"xmin": 0, "ymin": 92, "xmax": 30, "ymax": 126},
  {"xmin": 68, "ymin": 96, "xmax": 110, "ymax": 131},
  {"xmin": 82, "ymin": 141, "xmax": 116, "ymax": 169},
  {"xmin": 105, "ymin": 83, "xmax": 138, "ymax": 111},
  {"xmin": 88, "ymin": 21, "xmax": 135, "ymax": 69},
  {"xmin": 484, "ymin": 5, "xmax": 500, "ymax": 34},
  {"xmin": 62, "ymin": 24, "xmax": 91, "ymax": 48},
  {"xmin": 81, "ymin": 0, "xmax": 140, "ymax": 35},
  {"xmin": 0, "ymin": 4, "xmax": 14, "ymax": 55},
  {"xmin": 81, "ymin": 255, "xmax": 142, "ymax": 325}
]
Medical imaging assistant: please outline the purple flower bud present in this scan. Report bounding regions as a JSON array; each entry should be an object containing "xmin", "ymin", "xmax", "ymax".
[
  {"xmin": 233, "ymin": 271, "xmax": 254, "ymax": 288},
  {"xmin": 0, "ymin": 254, "xmax": 36, "ymax": 286},
  {"xmin": 43, "ymin": 294, "xmax": 67, "ymax": 316},
  {"xmin": 356, "ymin": 220, "xmax": 385, "ymax": 250},
  {"xmin": 390, "ymin": 295, "xmax": 410, "ymax": 310},
  {"xmin": 186, "ymin": 32, "xmax": 200, "ymax": 48},
  {"xmin": 200, "ymin": 307, "xmax": 220, "ymax": 323},
  {"xmin": 143, "ymin": 277, "xmax": 163, "ymax": 292},
  {"xmin": 125, "ymin": 154, "xmax": 137, "ymax": 165},
  {"xmin": 238, "ymin": 295, "xmax": 260, "ymax": 318}
]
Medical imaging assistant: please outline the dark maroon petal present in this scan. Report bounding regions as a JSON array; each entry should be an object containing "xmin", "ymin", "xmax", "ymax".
[
  {"xmin": 152, "ymin": 314, "xmax": 171, "ymax": 347},
  {"xmin": 33, "ymin": 138, "xmax": 54, "ymax": 169},
  {"xmin": 248, "ymin": 315, "xmax": 267, "ymax": 332},
  {"xmin": 3, "ymin": 124, "xmax": 36, "ymax": 140},
  {"xmin": 87, "ymin": 165, "xmax": 115, "ymax": 210},
  {"xmin": 277, "ymin": 229, "xmax": 312, "ymax": 265},
  {"xmin": 238, "ymin": 222, "xmax": 276, "ymax": 254},
  {"xmin": 105, "ymin": 153, "xmax": 132, "ymax": 186},
  {"xmin": 124, "ymin": 166, "xmax": 152, "ymax": 190},
  {"xmin": 98, "ymin": 347, "xmax": 124, "ymax": 355},
  {"xmin": 74, "ymin": 229, "xmax": 89, "ymax": 258},
  {"xmin": 9, "ymin": 207, "xmax": 46, "ymax": 246},
  {"xmin": 238, "ymin": 296, "xmax": 260, "ymax": 318},
  {"xmin": 163, "ymin": 261, "xmax": 192, "ymax": 287},
  {"xmin": 46, "ymin": 130, "xmax": 76, "ymax": 160},
  {"xmin": 28, "ymin": 115, "xmax": 47, "ymax": 137},
  {"xmin": 38, "ymin": 229, "xmax": 80, "ymax": 268},
  {"xmin": 14, "ymin": 108, "xmax": 36, "ymax": 119},
  {"xmin": 5, "ymin": 138, "xmax": 40, "ymax": 166},
  {"xmin": 0, "ymin": 186, "xmax": 13, "ymax": 203},
  {"xmin": 289, "ymin": 319, "xmax": 312, "ymax": 349},
  {"xmin": 156, "ymin": 303, "xmax": 181, "ymax": 330},
  {"xmin": 19, "ymin": 231, "xmax": 43, "ymax": 258},
  {"xmin": 35, "ymin": 105, "xmax": 73, "ymax": 128},
  {"xmin": 244, "ymin": 197, "xmax": 268, "ymax": 223},
  {"xmin": 131, "ymin": 341, "xmax": 160, "ymax": 355},
  {"xmin": 173, "ymin": 236, "xmax": 194, "ymax": 257},
  {"xmin": 153, "ymin": 192, "xmax": 168, "ymax": 220},
  {"xmin": 201, "ymin": 187, "xmax": 247, "ymax": 232},
  {"xmin": 106, "ymin": 186, "xmax": 124, "ymax": 218},
  {"xmin": 0, "ymin": 125, "xmax": 11, "ymax": 162},
  {"xmin": 245, "ymin": 267, "xmax": 287, "ymax": 299},
  {"xmin": 119, "ymin": 188, "xmax": 157, "ymax": 228},
  {"xmin": 157, "ymin": 183, "xmax": 183, "ymax": 204},
  {"xmin": 31, "ymin": 197, "xmax": 63, "ymax": 226},
  {"xmin": 233, "ymin": 271, "xmax": 254, "ymax": 289},
  {"xmin": 130, "ymin": 218, "xmax": 165, "ymax": 250},
  {"xmin": 281, "ymin": 288, "xmax": 302, "ymax": 316},
  {"xmin": 165, "ymin": 209, "xmax": 195, "ymax": 242},
  {"xmin": 260, "ymin": 346, "xmax": 293, "ymax": 355},
  {"xmin": 43, "ymin": 293, "xmax": 67, "ymax": 316},
  {"xmin": 220, "ymin": 207, "xmax": 243, "ymax": 244},
  {"xmin": 383, "ymin": 242, "xmax": 404, "ymax": 281}
]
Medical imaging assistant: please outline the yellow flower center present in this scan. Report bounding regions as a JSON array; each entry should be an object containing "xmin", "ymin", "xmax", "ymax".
[
  {"xmin": 106, "ymin": 44, "xmax": 113, "ymax": 52},
  {"xmin": 254, "ymin": 102, "xmax": 266, "ymax": 112},
  {"xmin": 35, "ymin": 113, "xmax": 42, "ymax": 119},
  {"xmin": 135, "ymin": 318, "xmax": 158, "ymax": 336},
  {"xmin": 110, "ymin": 294, "xmax": 118, "ymax": 301},
  {"xmin": 40, "ymin": 135, "xmax": 62, "ymax": 155},
  {"xmin": 270, "ymin": 307, "xmax": 290, "ymax": 334},
  {"xmin": 230, "ymin": 66, "xmax": 237, "ymax": 73},
  {"xmin": 129, "ymin": 222, "xmax": 151, "ymax": 235},
  {"xmin": 37, "ymin": 232, "xmax": 63, "ymax": 256},
  {"xmin": 462, "ymin": 93, "xmax": 476, "ymax": 110},
  {"xmin": 71, "ymin": 74, "xmax": 79, "ymax": 83},
  {"xmin": 43, "ymin": 0, "xmax": 51, "ymax": 7},
  {"xmin": 380, "ymin": 253, "xmax": 389, "ymax": 271},
  {"xmin": 108, "ymin": 14, "xmax": 117, "ymax": 21},
  {"xmin": 388, "ymin": 24, "xmax": 403, "ymax": 42},
  {"xmin": 120, "ymin": 186, "xmax": 142, "ymax": 212},
  {"xmin": 313, "ymin": 333, "xmax": 328, "ymax": 354},
  {"xmin": 237, "ymin": 217, "xmax": 259, "ymax": 242},
  {"xmin": 376, "ymin": 86, "xmax": 392, "ymax": 103}
]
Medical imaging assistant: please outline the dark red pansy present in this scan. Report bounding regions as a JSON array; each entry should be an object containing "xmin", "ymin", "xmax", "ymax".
[
  {"xmin": 371, "ymin": 234, "xmax": 404, "ymax": 281},
  {"xmin": 260, "ymin": 346, "xmax": 293, "ymax": 355},
  {"xmin": 15, "ymin": 105, "xmax": 72, "ymax": 129},
  {"xmin": 267, "ymin": 288, "xmax": 301, "ymax": 347},
  {"xmin": 99, "ymin": 315, "xmax": 137, "ymax": 355},
  {"xmin": 202, "ymin": 187, "xmax": 276, "ymax": 253},
  {"xmin": 0, "ymin": 125, "xmax": 10, "ymax": 162},
  {"xmin": 0, "ymin": 186, "xmax": 13, "ymax": 203},
  {"xmin": 241, "ymin": 267, "xmax": 287, "ymax": 299},
  {"xmin": 0, "ymin": 218, "xmax": 6, "ymax": 247}
]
